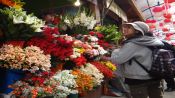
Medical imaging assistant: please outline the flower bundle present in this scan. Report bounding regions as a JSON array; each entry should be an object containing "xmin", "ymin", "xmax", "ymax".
[
  {"xmin": 27, "ymin": 28, "xmax": 74, "ymax": 60},
  {"xmin": 52, "ymin": 70, "xmax": 77, "ymax": 88},
  {"xmin": 69, "ymin": 47, "xmax": 84, "ymax": 59},
  {"xmin": 62, "ymin": 11, "xmax": 97, "ymax": 35},
  {"xmin": 9, "ymin": 71, "xmax": 55, "ymax": 98},
  {"xmin": 66, "ymin": 40, "xmax": 89, "ymax": 67},
  {"xmin": 98, "ymin": 39, "xmax": 113, "ymax": 49},
  {"xmin": 101, "ymin": 61, "xmax": 117, "ymax": 71},
  {"xmin": 24, "ymin": 71, "xmax": 54, "ymax": 86},
  {"xmin": 43, "ymin": 27, "xmax": 60, "ymax": 40},
  {"xmin": 84, "ymin": 44, "xmax": 107, "ymax": 59},
  {"xmin": 73, "ymin": 40, "xmax": 92, "ymax": 49},
  {"xmin": 51, "ymin": 36, "xmax": 74, "ymax": 60},
  {"xmin": 94, "ymin": 25, "xmax": 122, "ymax": 44},
  {"xmin": 71, "ymin": 55, "xmax": 87, "ymax": 67},
  {"xmin": 78, "ymin": 34, "xmax": 108, "ymax": 58},
  {"xmin": 51, "ymin": 70, "xmax": 78, "ymax": 94},
  {"xmin": 91, "ymin": 61, "xmax": 114, "ymax": 78},
  {"xmin": 0, "ymin": 7, "xmax": 45, "ymax": 40},
  {"xmin": 0, "ymin": 7, "xmax": 45, "ymax": 32},
  {"xmin": 0, "ymin": 44, "xmax": 51, "ymax": 73},
  {"xmin": 80, "ymin": 63, "xmax": 104, "ymax": 86},
  {"xmin": 0, "ymin": 0, "xmax": 25, "ymax": 8},
  {"xmin": 64, "ymin": 11, "xmax": 96, "ymax": 30},
  {"xmin": 11, "ymin": 70, "xmax": 78, "ymax": 98},
  {"xmin": 71, "ymin": 69, "xmax": 93, "ymax": 93},
  {"xmin": 70, "ymin": 40, "xmax": 90, "ymax": 60},
  {"xmin": 10, "ymin": 81, "xmax": 57, "ymax": 98},
  {"xmin": 89, "ymin": 31, "xmax": 104, "ymax": 39}
]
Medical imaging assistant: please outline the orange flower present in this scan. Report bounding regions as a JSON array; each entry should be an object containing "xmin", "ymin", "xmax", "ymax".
[
  {"xmin": 31, "ymin": 89, "xmax": 38, "ymax": 98},
  {"xmin": 72, "ymin": 69, "xmax": 93, "ymax": 93},
  {"xmin": 0, "ymin": 0, "xmax": 15, "ymax": 7},
  {"xmin": 0, "ymin": 0, "xmax": 23, "ymax": 8},
  {"xmin": 44, "ymin": 86, "xmax": 53, "ymax": 93}
]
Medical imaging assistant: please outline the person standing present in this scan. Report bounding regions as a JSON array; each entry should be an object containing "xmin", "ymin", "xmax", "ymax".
[
  {"xmin": 144, "ymin": 32, "xmax": 175, "ymax": 92},
  {"xmin": 110, "ymin": 21, "xmax": 164, "ymax": 98}
]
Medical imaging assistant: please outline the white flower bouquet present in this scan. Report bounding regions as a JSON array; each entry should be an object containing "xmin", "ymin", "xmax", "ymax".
[
  {"xmin": 80, "ymin": 63, "xmax": 104, "ymax": 86},
  {"xmin": 62, "ymin": 11, "xmax": 97, "ymax": 35},
  {"xmin": 0, "ymin": 7, "xmax": 45, "ymax": 40}
]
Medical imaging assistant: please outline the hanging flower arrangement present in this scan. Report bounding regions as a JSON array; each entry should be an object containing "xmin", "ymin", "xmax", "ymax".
[
  {"xmin": 152, "ymin": 6, "xmax": 163, "ymax": 17},
  {"xmin": 163, "ymin": 13, "xmax": 172, "ymax": 19}
]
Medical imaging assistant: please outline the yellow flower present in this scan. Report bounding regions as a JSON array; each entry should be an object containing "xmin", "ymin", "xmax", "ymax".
[
  {"xmin": 101, "ymin": 61, "xmax": 117, "ymax": 71},
  {"xmin": 94, "ymin": 26, "xmax": 101, "ymax": 31},
  {"xmin": 79, "ymin": 48, "xmax": 85, "ymax": 54},
  {"xmin": 75, "ymin": 48, "xmax": 85, "ymax": 54},
  {"xmin": 13, "ymin": 3, "xmax": 23, "ymax": 9}
]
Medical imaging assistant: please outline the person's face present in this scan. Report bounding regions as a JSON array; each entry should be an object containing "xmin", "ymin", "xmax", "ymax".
[{"xmin": 122, "ymin": 24, "xmax": 136, "ymax": 38}]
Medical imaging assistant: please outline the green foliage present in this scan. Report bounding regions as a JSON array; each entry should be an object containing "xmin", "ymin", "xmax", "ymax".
[
  {"xmin": 13, "ymin": 0, "xmax": 25, "ymax": 6},
  {"xmin": 95, "ymin": 25, "xmax": 122, "ymax": 44}
]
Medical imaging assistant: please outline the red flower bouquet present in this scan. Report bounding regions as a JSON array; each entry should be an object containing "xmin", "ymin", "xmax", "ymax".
[{"xmin": 91, "ymin": 61, "xmax": 114, "ymax": 78}]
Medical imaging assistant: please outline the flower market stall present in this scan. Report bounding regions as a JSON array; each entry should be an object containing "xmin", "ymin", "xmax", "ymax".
[{"xmin": 0, "ymin": 0, "xmax": 122, "ymax": 98}]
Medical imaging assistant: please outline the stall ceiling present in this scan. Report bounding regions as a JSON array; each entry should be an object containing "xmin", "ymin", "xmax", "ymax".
[{"xmin": 134, "ymin": 0, "xmax": 175, "ymax": 20}]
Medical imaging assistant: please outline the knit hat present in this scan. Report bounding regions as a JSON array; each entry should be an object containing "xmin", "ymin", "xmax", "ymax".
[{"xmin": 123, "ymin": 21, "xmax": 149, "ymax": 35}]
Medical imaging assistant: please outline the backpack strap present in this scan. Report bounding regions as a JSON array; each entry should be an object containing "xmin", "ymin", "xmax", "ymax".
[{"xmin": 133, "ymin": 58, "xmax": 150, "ymax": 73}]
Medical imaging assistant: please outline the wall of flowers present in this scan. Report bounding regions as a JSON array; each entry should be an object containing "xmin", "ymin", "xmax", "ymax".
[{"xmin": 0, "ymin": 0, "xmax": 122, "ymax": 98}]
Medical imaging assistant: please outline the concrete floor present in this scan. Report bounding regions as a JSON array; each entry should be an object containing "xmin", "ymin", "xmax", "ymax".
[
  {"xmin": 101, "ymin": 79, "xmax": 175, "ymax": 98},
  {"xmin": 101, "ymin": 91, "xmax": 175, "ymax": 98}
]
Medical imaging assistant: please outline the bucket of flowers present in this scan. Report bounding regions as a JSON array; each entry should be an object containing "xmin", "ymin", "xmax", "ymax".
[
  {"xmin": 10, "ymin": 70, "xmax": 78, "ymax": 98},
  {"xmin": 0, "ymin": 42, "xmax": 51, "ymax": 94}
]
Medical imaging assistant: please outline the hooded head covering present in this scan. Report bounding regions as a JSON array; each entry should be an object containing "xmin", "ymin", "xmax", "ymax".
[{"xmin": 123, "ymin": 21, "xmax": 149, "ymax": 35}]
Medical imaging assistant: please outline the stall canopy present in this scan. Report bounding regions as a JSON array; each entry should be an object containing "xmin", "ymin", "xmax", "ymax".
[{"xmin": 134, "ymin": 0, "xmax": 175, "ymax": 44}]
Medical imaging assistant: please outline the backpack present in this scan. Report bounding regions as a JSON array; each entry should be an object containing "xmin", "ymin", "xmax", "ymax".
[{"xmin": 133, "ymin": 44, "xmax": 175, "ymax": 79}]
